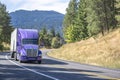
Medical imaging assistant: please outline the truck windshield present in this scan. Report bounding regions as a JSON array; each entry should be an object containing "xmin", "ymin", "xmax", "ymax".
[{"xmin": 22, "ymin": 39, "xmax": 38, "ymax": 45}]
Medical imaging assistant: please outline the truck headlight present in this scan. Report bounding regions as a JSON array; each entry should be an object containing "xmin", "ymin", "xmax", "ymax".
[{"xmin": 38, "ymin": 53, "xmax": 42, "ymax": 56}]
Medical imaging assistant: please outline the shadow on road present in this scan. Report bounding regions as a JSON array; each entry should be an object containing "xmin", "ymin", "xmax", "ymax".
[
  {"xmin": 0, "ymin": 64, "xmax": 109, "ymax": 80},
  {"xmin": 0, "ymin": 63, "xmax": 108, "ymax": 80},
  {"xmin": 22, "ymin": 58, "xmax": 68, "ymax": 65},
  {"xmin": 0, "ymin": 52, "xmax": 113, "ymax": 80},
  {"xmin": 0, "ymin": 64, "xmax": 53, "ymax": 80},
  {"xmin": 0, "ymin": 52, "xmax": 8, "ymax": 55},
  {"xmin": 42, "ymin": 58, "xmax": 68, "ymax": 65}
]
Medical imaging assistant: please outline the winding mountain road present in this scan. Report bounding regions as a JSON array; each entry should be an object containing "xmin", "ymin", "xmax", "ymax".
[{"xmin": 0, "ymin": 50, "xmax": 120, "ymax": 80}]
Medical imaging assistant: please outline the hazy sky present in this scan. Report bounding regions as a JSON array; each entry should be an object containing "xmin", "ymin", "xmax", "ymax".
[{"xmin": 0, "ymin": 0, "xmax": 70, "ymax": 14}]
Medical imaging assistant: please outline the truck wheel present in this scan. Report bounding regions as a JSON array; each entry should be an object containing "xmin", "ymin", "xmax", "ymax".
[
  {"xmin": 14, "ymin": 53, "xmax": 18, "ymax": 61},
  {"xmin": 19, "ymin": 60, "xmax": 23, "ymax": 63},
  {"xmin": 38, "ymin": 60, "xmax": 41, "ymax": 64},
  {"xmin": 11, "ymin": 52, "xmax": 14, "ymax": 58},
  {"xmin": 19, "ymin": 54, "xmax": 22, "ymax": 63}
]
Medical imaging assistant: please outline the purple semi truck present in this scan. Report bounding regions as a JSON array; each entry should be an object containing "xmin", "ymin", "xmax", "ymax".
[{"xmin": 10, "ymin": 28, "xmax": 42, "ymax": 63}]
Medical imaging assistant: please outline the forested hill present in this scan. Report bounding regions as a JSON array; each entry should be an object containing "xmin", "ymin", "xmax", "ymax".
[{"xmin": 9, "ymin": 10, "xmax": 64, "ymax": 33}]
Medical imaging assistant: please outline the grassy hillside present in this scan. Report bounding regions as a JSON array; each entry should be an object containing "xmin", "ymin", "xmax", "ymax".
[{"xmin": 48, "ymin": 29, "xmax": 120, "ymax": 69}]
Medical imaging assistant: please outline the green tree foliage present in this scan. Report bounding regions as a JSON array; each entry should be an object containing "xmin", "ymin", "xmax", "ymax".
[
  {"xmin": 0, "ymin": 2, "xmax": 13, "ymax": 43},
  {"xmin": 56, "ymin": 32, "xmax": 61, "ymax": 38},
  {"xmin": 76, "ymin": 0, "xmax": 88, "ymax": 39},
  {"xmin": 49, "ymin": 27, "xmax": 56, "ymax": 37},
  {"xmin": 0, "ymin": 2, "xmax": 13, "ymax": 51},
  {"xmin": 39, "ymin": 27, "xmax": 63, "ymax": 48},
  {"xmin": 64, "ymin": 0, "xmax": 78, "ymax": 27},
  {"xmin": 39, "ymin": 27, "xmax": 51, "ymax": 48},
  {"xmin": 65, "ymin": 25, "xmax": 85, "ymax": 43},
  {"xmin": 110, "ymin": 0, "xmax": 117, "ymax": 28},
  {"xmin": 63, "ymin": 0, "xmax": 78, "ymax": 36},
  {"xmin": 86, "ymin": 0, "xmax": 118, "ymax": 36},
  {"xmin": 115, "ymin": 0, "xmax": 120, "ymax": 26},
  {"xmin": 63, "ymin": 0, "xmax": 119, "ymax": 43},
  {"xmin": 0, "ymin": 37, "xmax": 3, "ymax": 51},
  {"xmin": 114, "ymin": 0, "xmax": 120, "ymax": 14},
  {"xmin": 51, "ymin": 37, "xmax": 61, "ymax": 48},
  {"xmin": 43, "ymin": 34, "xmax": 51, "ymax": 48},
  {"xmin": 51, "ymin": 32, "xmax": 63, "ymax": 48},
  {"xmin": 64, "ymin": 0, "xmax": 89, "ymax": 43},
  {"xmin": 86, "ymin": 0, "xmax": 101, "ymax": 36}
]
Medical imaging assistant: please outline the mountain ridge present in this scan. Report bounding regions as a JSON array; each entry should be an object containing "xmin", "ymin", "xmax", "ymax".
[{"xmin": 9, "ymin": 10, "xmax": 64, "ymax": 34}]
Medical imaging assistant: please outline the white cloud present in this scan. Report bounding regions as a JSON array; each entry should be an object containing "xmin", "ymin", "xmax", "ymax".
[
  {"xmin": 18, "ymin": 0, "xmax": 69, "ymax": 14},
  {"xmin": 1, "ymin": 0, "xmax": 70, "ymax": 14}
]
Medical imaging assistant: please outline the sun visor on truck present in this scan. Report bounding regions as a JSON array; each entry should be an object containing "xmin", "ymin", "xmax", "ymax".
[{"xmin": 18, "ymin": 29, "xmax": 38, "ymax": 39}]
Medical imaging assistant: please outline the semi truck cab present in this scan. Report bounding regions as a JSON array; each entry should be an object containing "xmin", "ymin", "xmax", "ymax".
[{"xmin": 10, "ymin": 28, "xmax": 42, "ymax": 63}]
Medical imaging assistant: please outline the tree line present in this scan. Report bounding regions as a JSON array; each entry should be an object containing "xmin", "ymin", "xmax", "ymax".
[
  {"xmin": 64, "ymin": 0, "xmax": 120, "ymax": 43},
  {"xmin": 0, "ymin": 2, "xmax": 13, "ymax": 51},
  {"xmin": 39, "ymin": 27, "xmax": 63, "ymax": 48}
]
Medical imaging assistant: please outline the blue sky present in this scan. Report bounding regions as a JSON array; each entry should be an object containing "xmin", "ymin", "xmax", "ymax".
[{"xmin": 0, "ymin": 0, "xmax": 70, "ymax": 14}]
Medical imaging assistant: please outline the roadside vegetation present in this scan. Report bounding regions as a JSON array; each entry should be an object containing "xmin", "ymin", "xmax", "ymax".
[
  {"xmin": 39, "ymin": 27, "xmax": 64, "ymax": 49},
  {"xmin": 0, "ymin": 2, "xmax": 13, "ymax": 51},
  {"xmin": 48, "ymin": 29, "xmax": 120, "ymax": 69},
  {"xmin": 63, "ymin": 0, "xmax": 120, "ymax": 42},
  {"xmin": 49, "ymin": 0, "xmax": 120, "ymax": 69}
]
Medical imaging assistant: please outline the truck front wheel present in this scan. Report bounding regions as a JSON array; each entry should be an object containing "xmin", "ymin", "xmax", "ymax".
[
  {"xmin": 19, "ymin": 54, "xmax": 23, "ymax": 63},
  {"xmin": 19, "ymin": 60, "xmax": 23, "ymax": 63}
]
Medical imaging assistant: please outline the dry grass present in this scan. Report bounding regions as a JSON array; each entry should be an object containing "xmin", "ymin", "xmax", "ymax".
[
  {"xmin": 2, "ymin": 42, "xmax": 10, "ymax": 51},
  {"xmin": 48, "ymin": 29, "xmax": 120, "ymax": 69},
  {"xmin": 2, "ymin": 42, "xmax": 10, "ymax": 48}
]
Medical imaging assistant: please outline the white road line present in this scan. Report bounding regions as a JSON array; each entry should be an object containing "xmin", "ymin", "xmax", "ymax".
[{"xmin": 5, "ymin": 54, "xmax": 59, "ymax": 80}]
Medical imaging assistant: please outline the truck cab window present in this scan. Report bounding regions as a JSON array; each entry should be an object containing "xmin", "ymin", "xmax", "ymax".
[{"xmin": 22, "ymin": 39, "xmax": 38, "ymax": 45}]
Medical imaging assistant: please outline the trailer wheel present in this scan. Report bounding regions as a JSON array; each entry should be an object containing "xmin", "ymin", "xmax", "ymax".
[
  {"xmin": 14, "ymin": 53, "xmax": 18, "ymax": 61},
  {"xmin": 38, "ymin": 60, "xmax": 41, "ymax": 64},
  {"xmin": 11, "ymin": 52, "xmax": 14, "ymax": 58}
]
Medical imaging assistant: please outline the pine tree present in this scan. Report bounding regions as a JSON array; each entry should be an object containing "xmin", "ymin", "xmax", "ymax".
[
  {"xmin": 86, "ymin": 0, "xmax": 117, "ymax": 36},
  {"xmin": 39, "ymin": 27, "xmax": 48, "ymax": 47},
  {"xmin": 63, "ymin": 0, "xmax": 78, "ymax": 27},
  {"xmin": 110, "ymin": 0, "xmax": 117, "ymax": 29},
  {"xmin": 56, "ymin": 32, "xmax": 61, "ymax": 38},
  {"xmin": 63, "ymin": 0, "xmax": 119, "ymax": 43},
  {"xmin": 65, "ymin": 25, "xmax": 83, "ymax": 43},
  {"xmin": 39, "ymin": 27, "xmax": 63, "ymax": 48},
  {"xmin": 76, "ymin": 0, "xmax": 88, "ymax": 39},
  {"xmin": 85, "ymin": 0, "xmax": 100, "ymax": 36},
  {"xmin": 0, "ymin": 2, "xmax": 13, "ymax": 43},
  {"xmin": 115, "ymin": 0, "xmax": 120, "ymax": 27},
  {"xmin": 50, "ymin": 27, "xmax": 55, "ymax": 37},
  {"xmin": 51, "ymin": 37, "xmax": 61, "ymax": 48},
  {"xmin": 63, "ymin": 0, "xmax": 78, "ymax": 42}
]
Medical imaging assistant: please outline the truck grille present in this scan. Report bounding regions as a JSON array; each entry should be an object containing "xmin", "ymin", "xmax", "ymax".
[{"xmin": 26, "ymin": 49, "xmax": 38, "ymax": 57}]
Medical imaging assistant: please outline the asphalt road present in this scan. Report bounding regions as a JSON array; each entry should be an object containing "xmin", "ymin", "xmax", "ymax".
[{"xmin": 0, "ymin": 50, "xmax": 120, "ymax": 80}]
